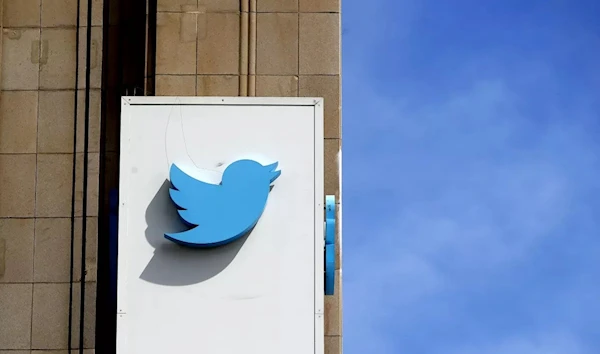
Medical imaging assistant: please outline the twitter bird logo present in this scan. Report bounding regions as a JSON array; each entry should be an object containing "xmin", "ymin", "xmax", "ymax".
[{"xmin": 165, "ymin": 159, "xmax": 281, "ymax": 248}]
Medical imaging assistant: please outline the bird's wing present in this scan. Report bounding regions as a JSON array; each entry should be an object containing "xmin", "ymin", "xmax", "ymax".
[{"xmin": 168, "ymin": 164, "xmax": 220, "ymax": 226}]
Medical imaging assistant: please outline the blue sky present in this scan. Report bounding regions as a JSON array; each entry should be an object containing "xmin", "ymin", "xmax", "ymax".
[{"xmin": 342, "ymin": 1, "xmax": 600, "ymax": 353}]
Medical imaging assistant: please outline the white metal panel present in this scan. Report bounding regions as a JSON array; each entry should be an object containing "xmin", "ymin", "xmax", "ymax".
[{"xmin": 117, "ymin": 97, "xmax": 324, "ymax": 354}]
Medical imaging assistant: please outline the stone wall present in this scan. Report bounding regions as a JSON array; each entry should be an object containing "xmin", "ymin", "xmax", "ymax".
[{"xmin": 0, "ymin": 0, "xmax": 102, "ymax": 351}]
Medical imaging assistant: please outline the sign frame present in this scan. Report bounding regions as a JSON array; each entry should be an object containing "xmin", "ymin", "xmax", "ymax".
[{"xmin": 116, "ymin": 96, "xmax": 325, "ymax": 354}]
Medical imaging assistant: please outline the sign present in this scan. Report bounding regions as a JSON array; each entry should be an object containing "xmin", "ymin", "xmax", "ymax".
[{"xmin": 117, "ymin": 97, "xmax": 325, "ymax": 354}]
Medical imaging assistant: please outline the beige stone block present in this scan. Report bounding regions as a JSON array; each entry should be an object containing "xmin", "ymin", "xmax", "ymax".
[
  {"xmin": 77, "ymin": 26, "xmax": 102, "ymax": 89},
  {"xmin": 299, "ymin": 75, "xmax": 340, "ymax": 138},
  {"xmin": 38, "ymin": 91, "xmax": 74, "ymax": 153},
  {"xmin": 198, "ymin": 0, "xmax": 239, "ymax": 12},
  {"xmin": 0, "ymin": 283, "xmax": 33, "ymax": 350},
  {"xmin": 37, "ymin": 90, "xmax": 101, "ymax": 153},
  {"xmin": 40, "ymin": 28, "xmax": 77, "ymax": 89},
  {"xmin": 0, "ymin": 351, "xmax": 30, "ymax": 354},
  {"xmin": 299, "ymin": 13, "xmax": 339, "ymax": 75},
  {"xmin": 155, "ymin": 75, "xmax": 196, "ymax": 95},
  {"xmin": 1, "ymin": 29, "xmax": 40, "ymax": 90},
  {"xmin": 0, "ymin": 91, "xmax": 38, "ymax": 153},
  {"xmin": 79, "ymin": 0, "xmax": 103, "ymax": 26},
  {"xmin": 41, "ymin": 0, "xmax": 77, "ymax": 27},
  {"xmin": 31, "ymin": 283, "xmax": 69, "ymax": 349},
  {"xmin": 3, "ymin": 0, "xmax": 41, "ymax": 27},
  {"xmin": 74, "ymin": 217, "xmax": 97, "ymax": 282},
  {"xmin": 197, "ymin": 75, "xmax": 239, "ymax": 96},
  {"xmin": 31, "ymin": 283, "xmax": 96, "ymax": 350},
  {"xmin": 157, "ymin": 0, "xmax": 238, "ymax": 12},
  {"xmin": 324, "ymin": 336, "xmax": 342, "ymax": 354},
  {"xmin": 69, "ymin": 282, "xmax": 96, "ymax": 349},
  {"xmin": 0, "ymin": 219, "xmax": 34, "ymax": 283},
  {"xmin": 256, "ymin": 13, "xmax": 298, "ymax": 75},
  {"xmin": 324, "ymin": 139, "xmax": 340, "ymax": 199},
  {"xmin": 256, "ymin": 75, "xmax": 298, "ymax": 97},
  {"xmin": 257, "ymin": 0, "xmax": 297, "ymax": 12},
  {"xmin": 33, "ymin": 217, "xmax": 97, "ymax": 283},
  {"xmin": 35, "ymin": 153, "xmax": 99, "ymax": 217},
  {"xmin": 157, "ymin": 0, "xmax": 196, "ymax": 12},
  {"xmin": 74, "ymin": 152, "xmax": 99, "ymax": 217},
  {"xmin": 26, "ymin": 351, "xmax": 94, "ymax": 354},
  {"xmin": 26, "ymin": 349, "xmax": 95, "ymax": 354},
  {"xmin": 34, "ymin": 218, "xmax": 71, "ymax": 282},
  {"xmin": 35, "ymin": 154, "xmax": 73, "ymax": 217},
  {"xmin": 197, "ymin": 13, "xmax": 239, "ymax": 74},
  {"xmin": 76, "ymin": 89, "xmax": 101, "ymax": 153},
  {"xmin": 0, "ymin": 154, "xmax": 36, "ymax": 217},
  {"xmin": 156, "ymin": 12, "xmax": 197, "ymax": 75},
  {"xmin": 300, "ymin": 0, "xmax": 340, "ymax": 12},
  {"xmin": 324, "ymin": 269, "xmax": 342, "ymax": 335},
  {"xmin": 0, "ymin": 240, "xmax": 4, "ymax": 281}
]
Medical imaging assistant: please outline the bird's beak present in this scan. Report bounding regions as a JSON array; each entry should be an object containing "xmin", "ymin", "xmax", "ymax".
[{"xmin": 264, "ymin": 162, "xmax": 281, "ymax": 183}]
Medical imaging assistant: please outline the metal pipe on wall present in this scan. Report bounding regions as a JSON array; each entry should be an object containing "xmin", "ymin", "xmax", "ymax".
[
  {"xmin": 0, "ymin": 0, "xmax": 3, "ymax": 93},
  {"xmin": 239, "ymin": 0, "xmax": 249, "ymax": 96}
]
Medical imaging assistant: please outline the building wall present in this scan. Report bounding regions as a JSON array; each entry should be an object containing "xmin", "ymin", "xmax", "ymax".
[
  {"xmin": 0, "ymin": 0, "xmax": 341, "ymax": 352},
  {"xmin": 0, "ymin": 0, "xmax": 101, "ymax": 351}
]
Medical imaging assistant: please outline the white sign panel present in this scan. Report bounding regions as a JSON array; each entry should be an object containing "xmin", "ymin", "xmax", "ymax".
[{"xmin": 117, "ymin": 97, "xmax": 324, "ymax": 354}]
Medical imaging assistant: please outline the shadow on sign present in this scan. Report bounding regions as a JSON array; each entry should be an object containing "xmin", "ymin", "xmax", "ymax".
[{"xmin": 139, "ymin": 179, "xmax": 249, "ymax": 286}]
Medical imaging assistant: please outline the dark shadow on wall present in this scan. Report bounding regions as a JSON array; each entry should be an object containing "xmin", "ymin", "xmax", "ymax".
[
  {"xmin": 139, "ymin": 179, "xmax": 249, "ymax": 286},
  {"xmin": 95, "ymin": 0, "xmax": 155, "ymax": 352}
]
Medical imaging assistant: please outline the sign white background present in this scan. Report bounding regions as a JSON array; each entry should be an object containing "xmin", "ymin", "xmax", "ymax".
[{"xmin": 117, "ymin": 97, "xmax": 324, "ymax": 354}]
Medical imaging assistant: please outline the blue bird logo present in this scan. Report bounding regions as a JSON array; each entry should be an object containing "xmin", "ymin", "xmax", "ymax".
[{"xmin": 165, "ymin": 159, "xmax": 281, "ymax": 248}]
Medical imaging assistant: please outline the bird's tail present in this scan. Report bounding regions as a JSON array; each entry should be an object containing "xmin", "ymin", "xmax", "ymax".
[{"xmin": 264, "ymin": 162, "xmax": 281, "ymax": 183}]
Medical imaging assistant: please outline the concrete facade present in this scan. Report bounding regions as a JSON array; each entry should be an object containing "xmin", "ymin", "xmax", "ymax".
[{"xmin": 0, "ymin": 0, "xmax": 341, "ymax": 352}]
